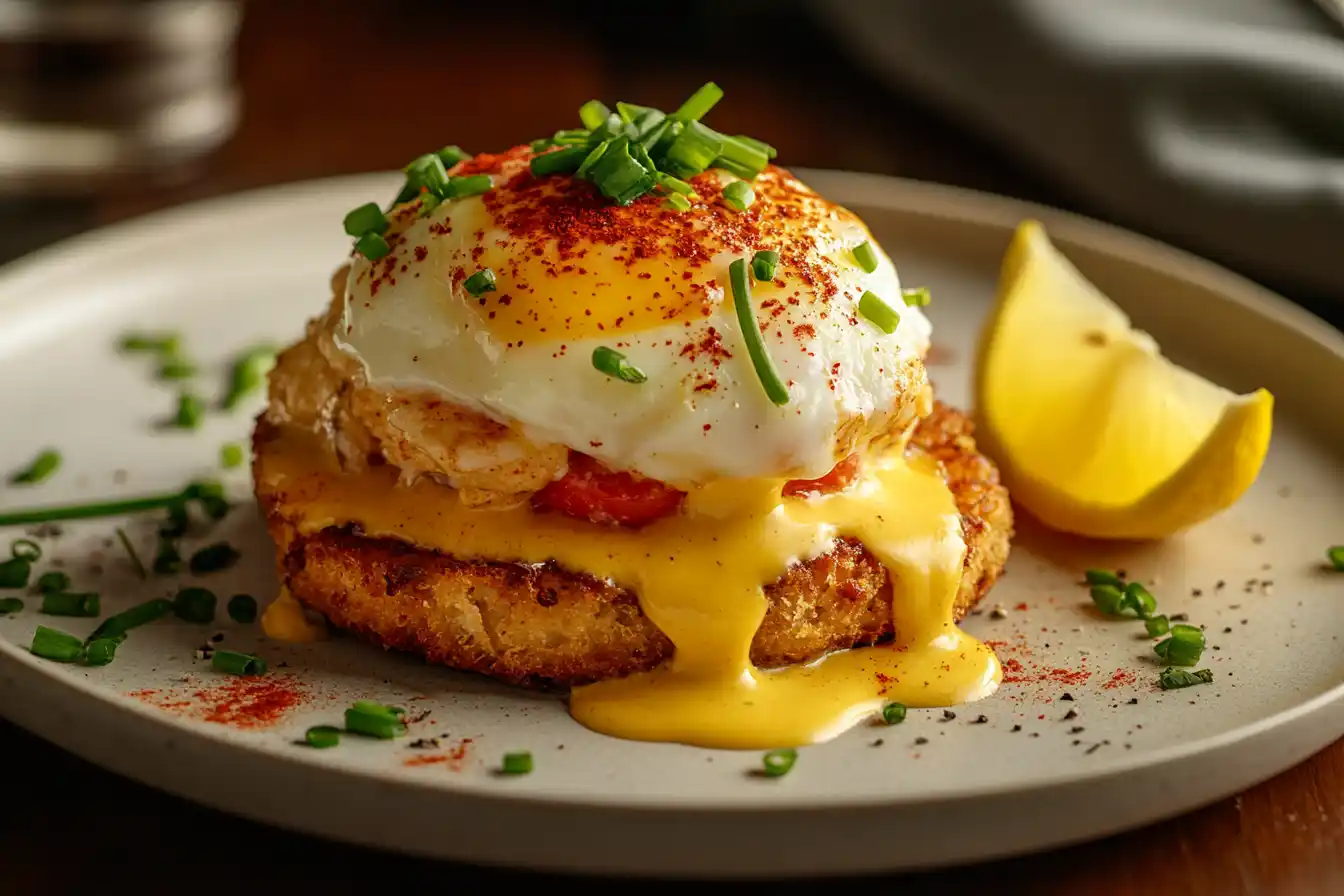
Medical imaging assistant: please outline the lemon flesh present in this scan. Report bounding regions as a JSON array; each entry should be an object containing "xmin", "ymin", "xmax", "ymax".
[{"xmin": 974, "ymin": 220, "xmax": 1273, "ymax": 540}]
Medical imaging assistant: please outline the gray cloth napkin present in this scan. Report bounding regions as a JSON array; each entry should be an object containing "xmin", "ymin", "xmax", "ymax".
[{"xmin": 811, "ymin": 0, "xmax": 1344, "ymax": 308}]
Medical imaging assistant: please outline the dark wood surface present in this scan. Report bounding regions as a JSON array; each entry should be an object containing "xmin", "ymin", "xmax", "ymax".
[{"xmin": 2, "ymin": 3, "xmax": 1340, "ymax": 893}]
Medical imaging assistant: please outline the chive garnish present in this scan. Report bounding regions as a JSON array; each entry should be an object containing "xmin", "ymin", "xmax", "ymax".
[
  {"xmin": 171, "ymin": 392, "xmax": 204, "ymax": 429},
  {"xmin": 0, "ymin": 558, "xmax": 30, "ymax": 589},
  {"xmin": 591, "ymin": 347, "xmax": 647, "ymax": 384},
  {"xmin": 9, "ymin": 450, "xmax": 61, "ymax": 485},
  {"xmin": 153, "ymin": 536, "xmax": 182, "ymax": 575},
  {"xmin": 31, "ymin": 626, "xmax": 83, "ymax": 662},
  {"xmin": 1154, "ymin": 623, "xmax": 1205, "ymax": 666},
  {"xmin": 0, "ymin": 597, "xmax": 23, "ymax": 614},
  {"xmin": 1084, "ymin": 569, "xmax": 1124, "ymax": 588},
  {"xmin": 222, "ymin": 345, "xmax": 277, "ymax": 411},
  {"xmin": 305, "ymin": 726, "xmax": 341, "ymax": 749},
  {"xmin": 345, "ymin": 702, "xmax": 407, "ymax": 739},
  {"xmin": 220, "ymin": 443, "xmax": 245, "ymax": 470},
  {"xmin": 530, "ymin": 144, "xmax": 589, "ymax": 178},
  {"xmin": 88, "ymin": 597, "xmax": 173, "ymax": 642},
  {"xmin": 0, "ymin": 480, "xmax": 224, "ymax": 527},
  {"xmin": 674, "ymin": 81, "xmax": 723, "ymax": 121},
  {"xmin": 1120, "ymin": 582, "xmax": 1157, "ymax": 619},
  {"xmin": 11, "ymin": 539, "xmax": 41, "ymax": 562},
  {"xmin": 115, "ymin": 527, "xmax": 147, "ymax": 579},
  {"xmin": 437, "ymin": 145, "xmax": 470, "ymax": 168},
  {"xmin": 881, "ymin": 702, "xmax": 907, "ymax": 725},
  {"xmin": 156, "ymin": 358, "xmax": 196, "ymax": 380},
  {"xmin": 852, "ymin": 240, "xmax": 879, "ymax": 274},
  {"xmin": 751, "ymin": 250, "xmax": 779, "ymax": 282},
  {"xmin": 343, "ymin": 202, "xmax": 388, "ymax": 238},
  {"xmin": 590, "ymin": 137, "xmax": 655, "ymax": 205},
  {"xmin": 761, "ymin": 748, "xmax": 797, "ymax": 778},
  {"xmin": 1328, "ymin": 546, "xmax": 1344, "ymax": 571},
  {"xmin": 1159, "ymin": 668, "xmax": 1213, "ymax": 690},
  {"xmin": 119, "ymin": 332, "xmax": 180, "ymax": 355},
  {"xmin": 902, "ymin": 287, "xmax": 932, "ymax": 307},
  {"xmin": 500, "ymin": 751, "xmax": 533, "ymax": 775},
  {"xmin": 173, "ymin": 587, "xmax": 216, "ymax": 623},
  {"xmin": 36, "ymin": 570, "xmax": 70, "ymax": 594},
  {"xmin": 1145, "ymin": 615, "xmax": 1170, "ymax": 637},
  {"xmin": 665, "ymin": 193, "xmax": 692, "ymax": 212},
  {"xmin": 189, "ymin": 542, "xmax": 240, "ymax": 575},
  {"xmin": 83, "ymin": 638, "xmax": 119, "ymax": 667},
  {"xmin": 212, "ymin": 650, "xmax": 267, "ymax": 676},
  {"xmin": 1089, "ymin": 584, "xmax": 1124, "ymax": 615},
  {"xmin": 444, "ymin": 174, "xmax": 492, "ymax": 199},
  {"xmin": 355, "ymin": 232, "xmax": 390, "ymax": 261},
  {"xmin": 729, "ymin": 258, "xmax": 789, "ymax": 406},
  {"xmin": 858, "ymin": 291, "xmax": 901, "ymax": 334},
  {"xmin": 40, "ymin": 592, "xmax": 99, "ymax": 617},
  {"xmin": 723, "ymin": 180, "xmax": 754, "ymax": 211},
  {"xmin": 227, "ymin": 593, "xmax": 258, "ymax": 624},
  {"xmin": 578, "ymin": 100, "xmax": 612, "ymax": 130},
  {"xmin": 463, "ymin": 269, "xmax": 497, "ymax": 297}
]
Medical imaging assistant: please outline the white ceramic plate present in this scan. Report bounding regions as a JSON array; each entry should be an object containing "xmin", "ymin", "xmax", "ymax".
[{"xmin": 0, "ymin": 172, "xmax": 1341, "ymax": 878}]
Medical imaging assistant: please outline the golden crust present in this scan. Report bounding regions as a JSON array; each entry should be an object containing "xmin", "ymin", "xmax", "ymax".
[{"xmin": 256, "ymin": 402, "xmax": 1012, "ymax": 688}]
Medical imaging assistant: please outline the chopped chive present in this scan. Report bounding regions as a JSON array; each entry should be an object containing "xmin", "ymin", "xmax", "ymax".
[
  {"xmin": 0, "ymin": 558, "xmax": 30, "ymax": 589},
  {"xmin": 153, "ymin": 536, "xmax": 182, "ymax": 575},
  {"xmin": 1085, "ymin": 569, "xmax": 1124, "ymax": 588},
  {"xmin": 589, "ymin": 137, "xmax": 655, "ymax": 205},
  {"xmin": 443, "ymin": 174, "xmax": 492, "ymax": 199},
  {"xmin": 189, "ymin": 542, "xmax": 240, "ymax": 575},
  {"xmin": 11, "ymin": 539, "xmax": 41, "ymax": 562},
  {"xmin": 119, "ymin": 332, "xmax": 180, "ymax": 355},
  {"xmin": 418, "ymin": 193, "xmax": 442, "ymax": 218},
  {"xmin": 172, "ymin": 587, "xmax": 216, "ymax": 624},
  {"xmin": 351, "ymin": 699, "xmax": 405, "ymax": 717},
  {"xmin": 575, "ymin": 139, "xmax": 612, "ymax": 180},
  {"xmin": 901, "ymin": 287, "xmax": 932, "ymax": 307},
  {"xmin": 403, "ymin": 153, "xmax": 451, "ymax": 197},
  {"xmin": 1154, "ymin": 623, "xmax": 1204, "ymax": 666},
  {"xmin": 1328, "ymin": 546, "xmax": 1344, "ymax": 571},
  {"xmin": 355, "ymin": 232, "xmax": 391, "ymax": 261},
  {"xmin": 729, "ymin": 258, "xmax": 789, "ymax": 406},
  {"xmin": 1159, "ymin": 668, "xmax": 1213, "ymax": 690},
  {"xmin": 220, "ymin": 443, "xmax": 245, "ymax": 469},
  {"xmin": 83, "ymin": 638, "xmax": 119, "ymax": 667},
  {"xmin": 9, "ymin": 450, "xmax": 61, "ymax": 485},
  {"xmin": 436, "ymin": 145, "xmax": 470, "ymax": 167},
  {"xmin": 212, "ymin": 649, "xmax": 267, "ymax": 676},
  {"xmin": 463, "ymin": 269, "xmax": 497, "ymax": 296},
  {"xmin": 227, "ymin": 594, "xmax": 258, "ymax": 624},
  {"xmin": 115, "ymin": 527, "xmax": 147, "ymax": 579},
  {"xmin": 0, "ymin": 481, "xmax": 220, "ymax": 527},
  {"xmin": 852, "ymin": 240, "xmax": 879, "ymax": 273},
  {"xmin": 578, "ymin": 99, "xmax": 612, "ymax": 130},
  {"xmin": 305, "ymin": 725, "xmax": 341, "ymax": 749},
  {"xmin": 858, "ymin": 291, "xmax": 901, "ymax": 334},
  {"xmin": 1145, "ymin": 615, "xmax": 1170, "ymax": 637},
  {"xmin": 591, "ymin": 347, "xmax": 647, "ymax": 384},
  {"xmin": 345, "ymin": 704, "xmax": 407, "ymax": 739},
  {"xmin": 552, "ymin": 127, "xmax": 592, "ymax": 145},
  {"xmin": 40, "ymin": 592, "xmax": 99, "ymax": 617},
  {"xmin": 881, "ymin": 702, "xmax": 907, "ymax": 725},
  {"xmin": 665, "ymin": 193, "xmax": 692, "ymax": 212},
  {"xmin": 654, "ymin": 172, "xmax": 695, "ymax": 196},
  {"xmin": 1121, "ymin": 582, "xmax": 1157, "ymax": 619},
  {"xmin": 88, "ymin": 597, "xmax": 173, "ymax": 642},
  {"xmin": 662, "ymin": 119, "xmax": 723, "ymax": 179},
  {"xmin": 723, "ymin": 180, "xmax": 755, "ymax": 211},
  {"xmin": 1089, "ymin": 584, "xmax": 1125, "ymax": 615},
  {"xmin": 156, "ymin": 357, "xmax": 196, "ymax": 380},
  {"xmin": 530, "ymin": 144, "xmax": 589, "ymax": 177},
  {"xmin": 36, "ymin": 570, "xmax": 70, "ymax": 594},
  {"xmin": 761, "ymin": 748, "xmax": 797, "ymax": 778},
  {"xmin": 633, "ymin": 108, "xmax": 667, "ymax": 138},
  {"xmin": 31, "ymin": 625, "xmax": 83, "ymax": 662},
  {"xmin": 734, "ymin": 134, "xmax": 778, "ymax": 160},
  {"xmin": 171, "ymin": 392, "xmax": 204, "ymax": 429},
  {"xmin": 342, "ymin": 202, "xmax": 388, "ymax": 238},
  {"xmin": 751, "ymin": 250, "xmax": 779, "ymax": 282},
  {"xmin": 500, "ymin": 751, "xmax": 533, "ymax": 775},
  {"xmin": 674, "ymin": 81, "xmax": 723, "ymax": 121},
  {"xmin": 222, "ymin": 345, "xmax": 277, "ymax": 410},
  {"xmin": 714, "ymin": 136, "xmax": 769, "ymax": 180},
  {"xmin": 0, "ymin": 597, "xmax": 23, "ymax": 614}
]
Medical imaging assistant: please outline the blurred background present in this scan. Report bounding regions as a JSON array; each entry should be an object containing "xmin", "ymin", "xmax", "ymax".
[{"xmin": 0, "ymin": 0, "xmax": 1340, "ymax": 325}]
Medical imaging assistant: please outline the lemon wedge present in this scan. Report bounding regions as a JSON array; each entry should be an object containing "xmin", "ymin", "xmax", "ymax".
[{"xmin": 973, "ymin": 220, "xmax": 1273, "ymax": 540}]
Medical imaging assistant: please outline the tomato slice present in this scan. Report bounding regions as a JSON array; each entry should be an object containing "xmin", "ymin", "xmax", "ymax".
[
  {"xmin": 782, "ymin": 453, "xmax": 861, "ymax": 497},
  {"xmin": 532, "ymin": 452, "xmax": 686, "ymax": 528}
]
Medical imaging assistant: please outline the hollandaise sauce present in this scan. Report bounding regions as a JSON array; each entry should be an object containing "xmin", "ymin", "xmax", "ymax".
[{"xmin": 260, "ymin": 428, "xmax": 1000, "ymax": 749}]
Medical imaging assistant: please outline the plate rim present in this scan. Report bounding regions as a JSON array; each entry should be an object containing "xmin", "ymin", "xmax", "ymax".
[{"xmin": 0, "ymin": 169, "xmax": 1340, "ymax": 816}]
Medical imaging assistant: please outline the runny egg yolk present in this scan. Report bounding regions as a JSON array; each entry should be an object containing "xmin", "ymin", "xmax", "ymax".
[{"xmin": 258, "ymin": 427, "xmax": 1000, "ymax": 748}]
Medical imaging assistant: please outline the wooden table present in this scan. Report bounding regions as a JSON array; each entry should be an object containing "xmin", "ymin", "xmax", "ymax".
[{"xmin": 3, "ymin": 3, "xmax": 1341, "ymax": 892}]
